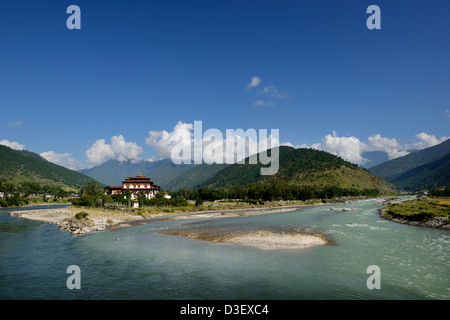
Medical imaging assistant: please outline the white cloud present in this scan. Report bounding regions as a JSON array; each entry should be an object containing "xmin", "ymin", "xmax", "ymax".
[
  {"xmin": 0, "ymin": 139, "xmax": 25, "ymax": 150},
  {"xmin": 146, "ymin": 121, "xmax": 280, "ymax": 164},
  {"xmin": 366, "ymin": 134, "xmax": 409, "ymax": 160},
  {"xmin": 40, "ymin": 151, "xmax": 83, "ymax": 170},
  {"xmin": 408, "ymin": 132, "xmax": 449, "ymax": 150},
  {"xmin": 246, "ymin": 77, "xmax": 289, "ymax": 107},
  {"xmin": 247, "ymin": 76, "xmax": 261, "ymax": 89},
  {"xmin": 283, "ymin": 131, "xmax": 450, "ymax": 165},
  {"xmin": 110, "ymin": 135, "xmax": 143, "ymax": 162},
  {"xmin": 146, "ymin": 121, "xmax": 194, "ymax": 161},
  {"xmin": 8, "ymin": 121, "xmax": 24, "ymax": 127},
  {"xmin": 85, "ymin": 135, "xmax": 143, "ymax": 167},
  {"xmin": 280, "ymin": 142, "xmax": 308, "ymax": 149},
  {"xmin": 259, "ymin": 85, "xmax": 289, "ymax": 99},
  {"xmin": 309, "ymin": 131, "xmax": 367, "ymax": 165},
  {"xmin": 253, "ymin": 99, "xmax": 274, "ymax": 107},
  {"xmin": 85, "ymin": 139, "xmax": 114, "ymax": 166},
  {"xmin": 445, "ymin": 109, "xmax": 450, "ymax": 118}
]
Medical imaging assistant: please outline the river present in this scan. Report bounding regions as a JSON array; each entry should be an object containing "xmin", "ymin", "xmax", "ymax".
[{"xmin": 0, "ymin": 198, "xmax": 449, "ymax": 300}]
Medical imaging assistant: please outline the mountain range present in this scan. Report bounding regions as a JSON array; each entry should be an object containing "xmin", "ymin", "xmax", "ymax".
[
  {"xmin": 2, "ymin": 138, "xmax": 448, "ymax": 194},
  {"xmin": 79, "ymin": 158, "xmax": 228, "ymax": 190},
  {"xmin": 79, "ymin": 146, "xmax": 395, "ymax": 193},
  {"xmin": 81, "ymin": 139, "xmax": 450, "ymax": 192}
]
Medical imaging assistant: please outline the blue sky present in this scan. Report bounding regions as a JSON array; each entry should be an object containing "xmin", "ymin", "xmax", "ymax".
[{"xmin": 1, "ymin": 0, "xmax": 449, "ymax": 169}]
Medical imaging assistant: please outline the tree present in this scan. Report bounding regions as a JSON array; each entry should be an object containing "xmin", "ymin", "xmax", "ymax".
[
  {"xmin": 138, "ymin": 191, "xmax": 146, "ymax": 208},
  {"xmin": 81, "ymin": 181, "xmax": 104, "ymax": 198},
  {"xmin": 71, "ymin": 181, "xmax": 105, "ymax": 207},
  {"xmin": 195, "ymin": 196, "xmax": 203, "ymax": 207}
]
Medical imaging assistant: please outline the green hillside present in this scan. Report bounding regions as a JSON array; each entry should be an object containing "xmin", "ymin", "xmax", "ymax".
[
  {"xmin": 0, "ymin": 145, "xmax": 96, "ymax": 190},
  {"xmin": 145, "ymin": 160, "xmax": 197, "ymax": 189},
  {"xmin": 390, "ymin": 153, "xmax": 450, "ymax": 191},
  {"xmin": 80, "ymin": 146, "xmax": 395, "ymax": 194},
  {"xmin": 369, "ymin": 139, "xmax": 450, "ymax": 181},
  {"xmin": 163, "ymin": 163, "xmax": 229, "ymax": 191},
  {"xmin": 202, "ymin": 146, "xmax": 395, "ymax": 193}
]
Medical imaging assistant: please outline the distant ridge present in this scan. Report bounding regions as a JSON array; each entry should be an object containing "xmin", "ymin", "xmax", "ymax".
[
  {"xmin": 79, "ymin": 158, "xmax": 174, "ymax": 187},
  {"xmin": 369, "ymin": 139, "xmax": 450, "ymax": 181},
  {"xmin": 0, "ymin": 145, "xmax": 96, "ymax": 190},
  {"xmin": 79, "ymin": 158, "xmax": 197, "ymax": 189},
  {"xmin": 369, "ymin": 139, "xmax": 450, "ymax": 190},
  {"xmin": 82, "ymin": 146, "xmax": 394, "ymax": 193},
  {"xmin": 80, "ymin": 158, "xmax": 228, "ymax": 191},
  {"xmin": 389, "ymin": 153, "xmax": 450, "ymax": 191}
]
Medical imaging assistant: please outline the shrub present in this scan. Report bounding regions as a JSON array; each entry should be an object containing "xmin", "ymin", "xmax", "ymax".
[{"xmin": 75, "ymin": 212, "xmax": 89, "ymax": 220}]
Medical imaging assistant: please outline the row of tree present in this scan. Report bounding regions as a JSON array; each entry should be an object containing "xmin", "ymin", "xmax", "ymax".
[
  {"xmin": 0, "ymin": 179, "xmax": 75, "ymax": 207},
  {"xmin": 173, "ymin": 181, "xmax": 381, "ymax": 202},
  {"xmin": 0, "ymin": 196, "xmax": 30, "ymax": 207},
  {"xmin": 0, "ymin": 180, "xmax": 72, "ymax": 198},
  {"xmin": 429, "ymin": 186, "xmax": 450, "ymax": 197},
  {"xmin": 1, "ymin": 178, "xmax": 384, "ymax": 209}
]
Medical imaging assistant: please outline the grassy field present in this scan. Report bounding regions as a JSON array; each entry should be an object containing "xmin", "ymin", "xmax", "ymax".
[{"xmin": 383, "ymin": 197, "xmax": 450, "ymax": 222}]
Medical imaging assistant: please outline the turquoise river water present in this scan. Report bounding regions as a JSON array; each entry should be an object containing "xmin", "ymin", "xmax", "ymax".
[{"xmin": 0, "ymin": 198, "xmax": 449, "ymax": 300}]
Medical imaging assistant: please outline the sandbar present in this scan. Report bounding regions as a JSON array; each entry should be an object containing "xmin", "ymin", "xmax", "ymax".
[{"xmin": 159, "ymin": 227, "xmax": 329, "ymax": 250}]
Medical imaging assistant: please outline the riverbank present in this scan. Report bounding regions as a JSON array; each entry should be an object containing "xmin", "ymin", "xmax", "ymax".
[
  {"xmin": 9, "ymin": 206, "xmax": 146, "ymax": 235},
  {"xmin": 6, "ymin": 198, "xmax": 361, "ymax": 249},
  {"xmin": 379, "ymin": 197, "xmax": 450, "ymax": 230},
  {"xmin": 8, "ymin": 203, "xmax": 311, "ymax": 235}
]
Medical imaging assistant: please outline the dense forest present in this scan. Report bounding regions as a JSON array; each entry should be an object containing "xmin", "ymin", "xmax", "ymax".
[
  {"xmin": 174, "ymin": 180, "xmax": 381, "ymax": 202},
  {"xmin": 0, "ymin": 145, "xmax": 95, "ymax": 190},
  {"xmin": 67, "ymin": 180, "xmax": 381, "ymax": 210},
  {"xmin": 200, "ymin": 146, "xmax": 394, "ymax": 194}
]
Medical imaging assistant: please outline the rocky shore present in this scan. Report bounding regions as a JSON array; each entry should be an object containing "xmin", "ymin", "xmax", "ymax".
[
  {"xmin": 379, "ymin": 208, "xmax": 450, "ymax": 231},
  {"xmin": 9, "ymin": 207, "xmax": 145, "ymax": 235},
  {"xmin": 8, "ymin": 204, "xmax": 305, "ymax": 236}
]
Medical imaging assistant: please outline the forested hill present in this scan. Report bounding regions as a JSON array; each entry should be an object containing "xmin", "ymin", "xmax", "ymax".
[
  {"xmin": 368, "ymin": 138, "xmax": 450, "ymax": 191},
  {"xmin": 389, "ymin": 153, "xmax": 450, "ymax": 191},
  {"xmin": 0, "ymin": 145, "xmax": 96, "ymax": 190},
  {"xmin": 369, "ymin": 138, "xmax": 450, "ymax": 181},
  {"xmin": 201, "ymin": 146, "xmax": 395, "ymax": 193}
]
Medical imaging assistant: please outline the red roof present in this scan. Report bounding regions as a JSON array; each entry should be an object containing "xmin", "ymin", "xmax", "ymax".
[{"xmin": 106, "ymin": 175, "xmax": 161, "ymax": 190}]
